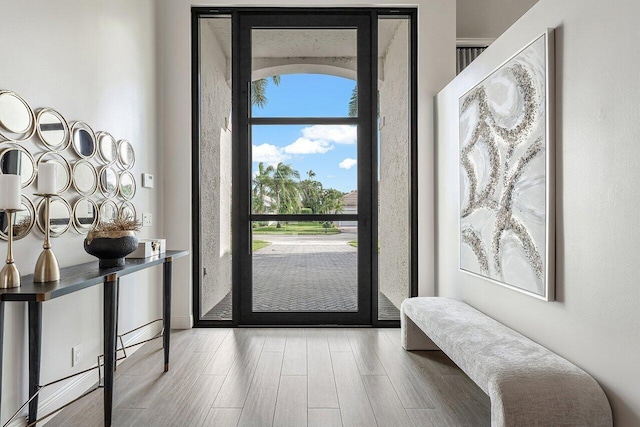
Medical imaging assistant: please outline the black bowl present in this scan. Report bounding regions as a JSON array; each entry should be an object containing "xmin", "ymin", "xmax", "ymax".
[{"xmin": 84, "ymin": 231, "xmax": 138, "ymax": 269}]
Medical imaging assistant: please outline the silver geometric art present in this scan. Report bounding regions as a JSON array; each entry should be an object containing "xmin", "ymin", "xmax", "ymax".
[{"xmin": 459, "ymin": 29, "xmax": 555, "ymax": 301}]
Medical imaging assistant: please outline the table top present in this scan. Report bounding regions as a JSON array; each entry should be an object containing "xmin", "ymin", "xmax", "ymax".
[{"xmin": 0, "ymin": 250, "xmax": 188, "ymax": 302}]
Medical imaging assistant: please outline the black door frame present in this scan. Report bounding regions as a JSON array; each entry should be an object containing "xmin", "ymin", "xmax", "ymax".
[
  {"xmin": 191, "ymin": 7, "xmax": 418, "ymax": 327},
  {"xmin": 236, "ymin": 12, "xmax": 373, "ymax": 326}
]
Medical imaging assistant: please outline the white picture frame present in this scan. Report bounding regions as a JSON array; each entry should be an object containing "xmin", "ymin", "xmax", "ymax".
[{"xmin": 458, "ymin": 28, "xmax": 555, "ymax": 301}]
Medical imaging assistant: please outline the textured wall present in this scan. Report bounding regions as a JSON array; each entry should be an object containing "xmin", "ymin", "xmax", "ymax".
[
  {"xmin": 0, "ymin": 0, "xmax": 160, "ymax": 422},
  {"xmin": 200, "ymin": 20, "xmax": 232, "ymax": 316},
  {"xmin": 436, "ymin": 0, "xmax": 640, "ymax": 424},
  {"xmin": 379, "ymin": 21, "xmax": 410, "ymax": 310}
]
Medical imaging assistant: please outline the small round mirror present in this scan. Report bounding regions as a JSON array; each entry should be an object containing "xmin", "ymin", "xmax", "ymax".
[
  {"xmin": 117, "ymin": 140, "xmax": 135, "ymax": 170},
  {"xmin": 36, "ymin": 196, "xmax": 72, "ymax": 237},
  {"xmin": 99, "ymin": 200, "xmax": 119, "ymax": 224},
  {"xmin": 37, "ymin": 153, "xmax": 72, "ymax": 194},
  {"xmin": 0, "ymin": 196, "xmax": 35, "ymax": 241},
  {"xmin": 118, "ymin": 171, "xmax": 136, "ymax": 200},
  {"xmin": 99, "ymin": 166, "xmax": 118, "ymax": 198},
  {"xmin": 72, "ymin": 160, "xmax": 98, "ymax": 196},
  {"xmin": 0, "ymin": 91, "xmax": 35, "ymax": 142},
  {"xmin": 70, "ymin": 122, "xmax": 96, "ymax": 159},
  {"xmin": 97, "ymin": 132, "xmax": 117, "ymax": 165},
  {"xmin": 119, "ymin": 201, "xmax": 137, "ymax": 221},
  {"xmin": 73, "ymin": 197, "xmax": 99, "ymax": 234},
  {"xmin": 36, "ymin": 108, "xmax": 70, "ymax": 151},
  {"xmin": 0, "ymin": 145, "xmax": 36, "ymax": 188}
]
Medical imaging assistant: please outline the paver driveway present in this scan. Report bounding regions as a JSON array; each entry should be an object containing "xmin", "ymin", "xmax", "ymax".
[{"xmin": 203, "ymin": 232, "xmax": 399, "ymax": 320}]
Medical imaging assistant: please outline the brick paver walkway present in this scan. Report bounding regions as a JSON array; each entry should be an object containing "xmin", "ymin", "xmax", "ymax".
[{"xmin": 203, "ymin": 233, "xmax": 400, "ymax": 320}]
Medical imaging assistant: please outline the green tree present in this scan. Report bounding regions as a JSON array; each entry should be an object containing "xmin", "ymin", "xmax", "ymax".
[
  {"xmin": 266, "ymin": 162, "xmax": 301, "ymax": 215},
  {"xmin": 252, "ymin": 75, "xmax": 281, "ymax": 108},
  {"xmin": 319, "ymin": 188, "xmax": 345, "ymax": 214},
  {"xmin": 252, "ymin": 162, "xmax": 272, "ymax": 214},
  {"xmin": 299, "ymin": 170, "xmax": 324, "ymax": 214},
  {"xmin": 348, "ymin": 85, "xmax": 358, "ymax": 117}
]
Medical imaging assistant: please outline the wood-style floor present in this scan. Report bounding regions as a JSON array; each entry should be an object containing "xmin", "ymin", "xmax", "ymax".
[{"xmin": 48, "ymin": 328, "xmax": 490, "ymax": 426}]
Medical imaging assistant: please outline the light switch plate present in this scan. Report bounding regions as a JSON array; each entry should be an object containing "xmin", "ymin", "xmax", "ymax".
[
  {"xmin": 142, "ymin": 173, "xmax": 154, "ymax": 188},
  {"xmin": 142, "ymin": 213, "xmax": 152, "ymax": 227}
]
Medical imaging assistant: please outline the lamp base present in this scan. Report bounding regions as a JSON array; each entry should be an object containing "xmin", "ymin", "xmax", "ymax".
[
  {"xmin": 0, "ymin": 262, "xmax": 20, "ymax": 288},
  {"xmin": 34, "ymin": 248, "xmax": 60, "ymax": 283}
]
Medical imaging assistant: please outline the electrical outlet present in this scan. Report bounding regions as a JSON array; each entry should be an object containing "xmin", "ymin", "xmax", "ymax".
[
  {"xmin": 72, "ymin": 344, "xmax": 82, "ymax": 367},
  {"xmin": 142, "ymin": 213, "xmax": 152, "ymax": 227}
]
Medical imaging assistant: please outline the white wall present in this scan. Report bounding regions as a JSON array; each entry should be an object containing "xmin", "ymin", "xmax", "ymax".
[
  {"xmin": 436, "ymin": 0, "xmax": 640, "ymax": 425},
  {"xmin": 0, "ymin": 0, "xmax": 160, "ymax": 424},
  {"xmin": 457, "ymin": 0, "xmax": 538, "ymax": 39},
  {"xmin": 158, "ymin": 0, "xmax": 456, "ymax": 327}
]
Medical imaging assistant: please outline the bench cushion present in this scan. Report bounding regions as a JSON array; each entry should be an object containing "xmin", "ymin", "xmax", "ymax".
[{"xmin": 402, "ymin": 297, "xmax": 612, "ymax": 426}]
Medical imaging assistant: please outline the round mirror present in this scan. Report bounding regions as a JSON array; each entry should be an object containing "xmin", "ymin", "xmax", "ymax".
[
  {"xmin": 97, "ymin": 132, "xmax": 117, "ymax": 165},
  {"xmin": 72, "ymin": 197, "xmax": 99, "ymax": 234},
  {"xmin": 119, "ymin": 201, "xmax": 136, "ymax": 221},
  {"xmin": 0, "ymin": 145, "xmax": 36, "ymax": 188},
  {"xmin": 0, "ymin": 91, "xmax": 35, "ymax": 142},
  {"xmin": 36, "ymin": 153, "xmax": 72, "ymax": 194},
  {"xmin": 118, "ymin": 171, "xmax": 136, "ymax": 200},
  {"xmin": 72, "ymin": 160, "xmax": 98, "ymax": 196},
  {"xmin": 70, "ymin": 122, "xmax": 96, "ymax": 159},
  {"xmin": 99, "ymin": 199, "xmax": 119, "ymax": 224},
  {"xmin": 36, "ymin": 196, "xmax": 72, "ymax": 237},
  {"xmin": 0, "ymin": 196, "xmax": 35, "ymax": 241},
  {"xmin": 36, "ymin": 108, "xmax": 70, "ymax": 151},
  {"xmin": 117, "ymin": 140, "xmax": 135, "ymax": 170},
  {"xmin": 99, "ymin": 166, "xmax": 118, "ymax": 198}
]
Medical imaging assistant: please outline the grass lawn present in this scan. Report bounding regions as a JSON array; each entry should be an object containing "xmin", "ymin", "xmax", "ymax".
[
  {"xmin": 252, "ymin": 240, "xmax": 271, "ymax": 251},
  {"xmin": 253, "ymin": 222, "xmax": 341, "ymax": 235}
]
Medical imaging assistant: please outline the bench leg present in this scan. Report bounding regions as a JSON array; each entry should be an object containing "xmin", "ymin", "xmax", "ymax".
[{"xmin": 401, "ymin": 310, "xmax": 440, "ymax": 351}]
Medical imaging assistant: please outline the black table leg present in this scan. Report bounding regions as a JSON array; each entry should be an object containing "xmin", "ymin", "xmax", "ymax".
[
  {"xmin": 0, "ymin": 302, "xmax": 4, "ymax": 424},
  {"xmin": 28, "ymin": 301, "xmax": 42, "ymax": 425},
  {"xmin": 103, "ymin": 274, "xmax": 118, "ymax": 427},
  {"xmin": 114, "ymin": 278, "xmax": 120, "ymax": 372},
  {"xmin": 163, "ymin": 257, "xmax": 173, "ymax": 373}
]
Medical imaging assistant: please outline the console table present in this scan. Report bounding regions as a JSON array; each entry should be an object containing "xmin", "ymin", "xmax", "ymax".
[{"xmin": 0, "ymin": 250, "xmax": 188, "ymax": 427}]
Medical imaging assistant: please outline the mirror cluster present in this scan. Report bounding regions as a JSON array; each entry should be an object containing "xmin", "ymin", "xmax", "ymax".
[{"xmin": 0, "ymin": 89, "xmax": 139, "ymax": 240}]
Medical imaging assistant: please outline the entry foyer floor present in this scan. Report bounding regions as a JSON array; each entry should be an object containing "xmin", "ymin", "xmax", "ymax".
[{"xmin": 49, "ymin": 328, "xmax": 490, "ymax": 426}]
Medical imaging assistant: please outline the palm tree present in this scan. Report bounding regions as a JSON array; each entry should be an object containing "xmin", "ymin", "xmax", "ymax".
[
  {"xmin": 300, "ymin": 170, "xmax": 323, "ymax": 214},
  {"xmin": 348, "ymin": 85, "xmax": 358, "ymax": 117},
  {"xmin": 320, "ymin": 189, "xmax": 345, "ymax": 214},
  {"xmin": 252, "ymin": 75, "xmax": 281, "ymax": 108},
  {"xmin": 266, "ymin": 162, "xmax": 300, "ymax": 215},
  {"xmin": 252, "ymin": 162, "xmax": 272, "ymax": 214}
]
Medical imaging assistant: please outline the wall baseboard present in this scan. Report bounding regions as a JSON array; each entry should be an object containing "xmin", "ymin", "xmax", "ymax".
[
  {"xmin": 171, "ymin": 315, "xmax": 193, "ymax": 329},
  {"xmin": 30, "ymin": 321, "xmax": 162, "ymax": 426}
]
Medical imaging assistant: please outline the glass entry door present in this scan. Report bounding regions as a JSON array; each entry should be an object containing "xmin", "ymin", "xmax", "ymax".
[{"xmin": 234, "ymin": 13, "xmax": 375, "ymax": 325}]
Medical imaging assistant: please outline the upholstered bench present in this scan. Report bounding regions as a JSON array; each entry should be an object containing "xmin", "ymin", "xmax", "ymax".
[{"xmin": 401, "ymin": 297, "xmax": 612, "ymax": 426}]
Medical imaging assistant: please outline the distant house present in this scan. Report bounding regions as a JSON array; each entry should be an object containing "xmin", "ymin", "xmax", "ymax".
[{"xmin": 337, "ymin": 190, "xmax": 357, "ymax": 228}]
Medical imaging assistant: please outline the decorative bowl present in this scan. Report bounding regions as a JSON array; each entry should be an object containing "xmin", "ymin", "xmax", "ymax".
[{"xmin": 84, "ymin": 230, "xmax": 138, "ymax": 268}]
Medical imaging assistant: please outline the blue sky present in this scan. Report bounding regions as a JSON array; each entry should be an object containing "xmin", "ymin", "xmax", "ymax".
[{"xmin": 251, "ymin": 74, "xmax": 357, "ymax": 193}]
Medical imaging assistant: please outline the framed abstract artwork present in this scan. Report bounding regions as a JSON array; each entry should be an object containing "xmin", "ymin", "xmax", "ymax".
[{"xmin": 459, "ymin": 29, "xmax": 555, "ymax": 301}]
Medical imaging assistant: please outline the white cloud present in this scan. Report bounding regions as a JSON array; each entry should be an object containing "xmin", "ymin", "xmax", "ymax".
[
  {"xmin": 252, "ymin": 143, "xmax": 289, "ymax": 165},
  {"xmin": 302, "ymin": 125, "xmax": 357, "ymax": 145},
  {"xmin": 339, "ymin": 158, "xmax": 357, "ymax": 170},
  {"xmin": 283, "ymin": 137, "xmax": 334, "ymax": 155}
]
